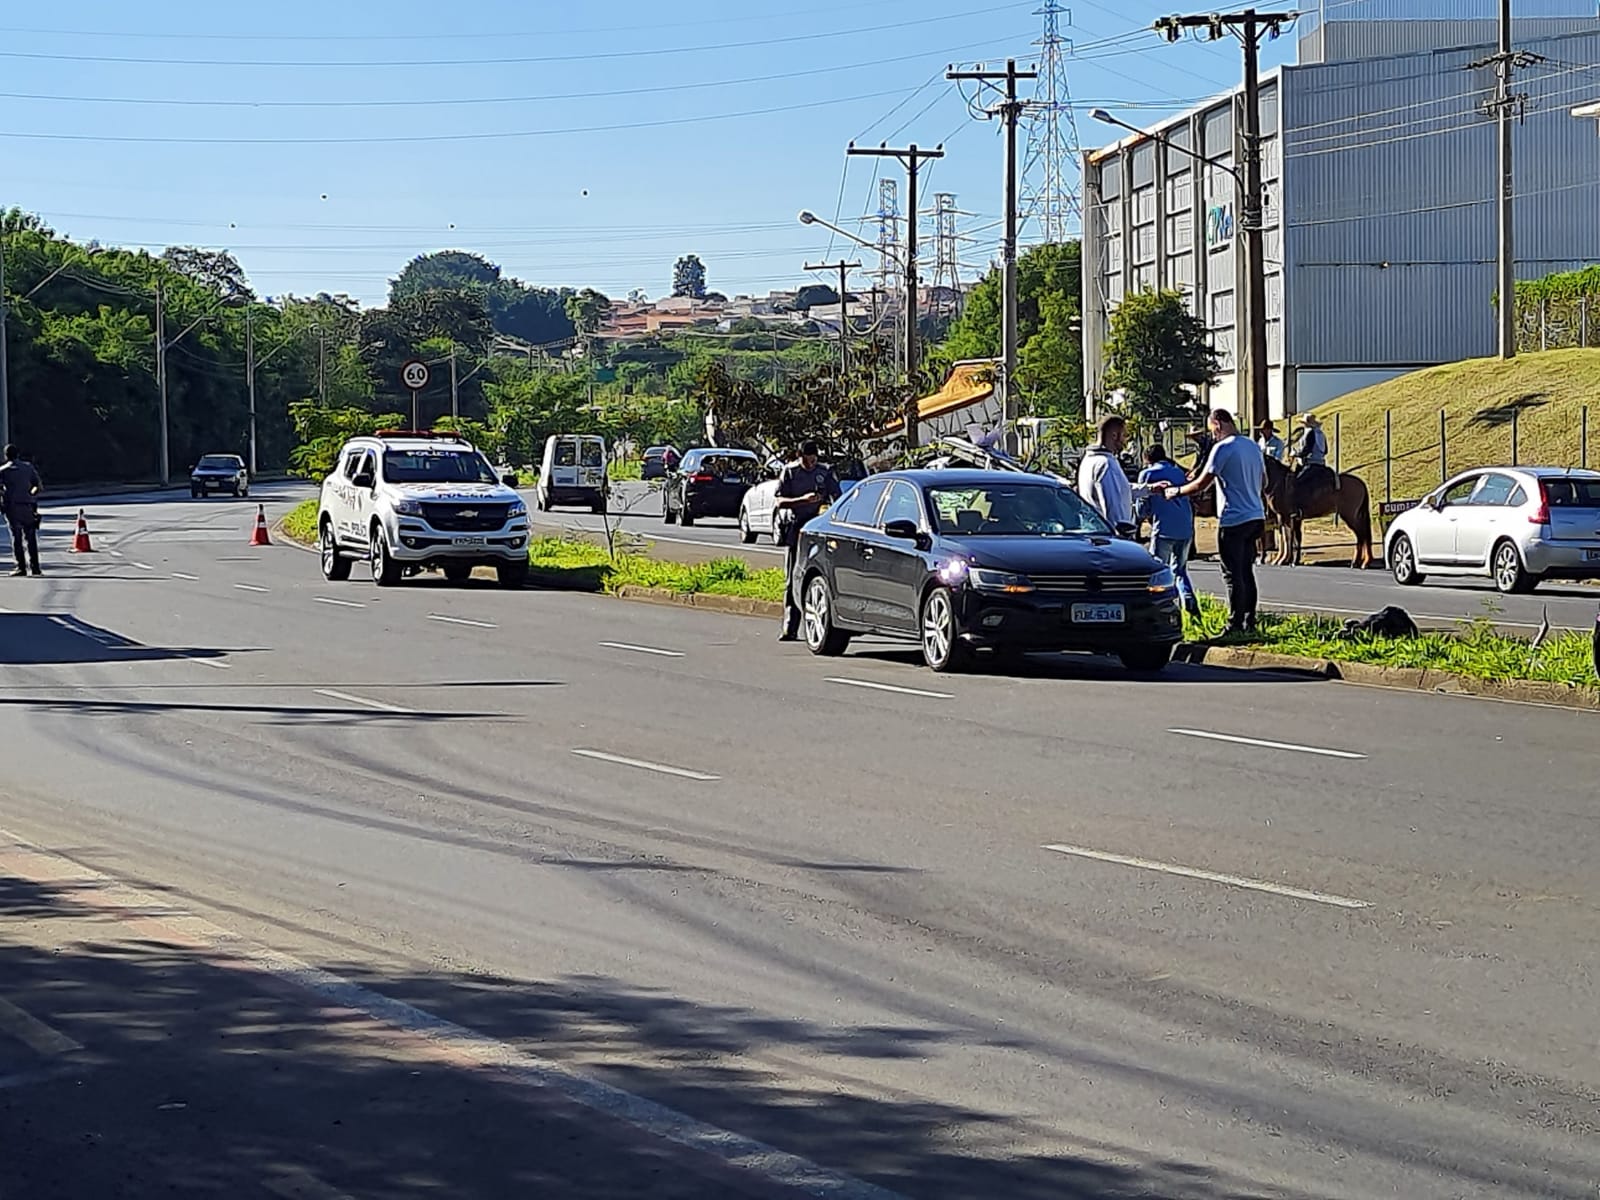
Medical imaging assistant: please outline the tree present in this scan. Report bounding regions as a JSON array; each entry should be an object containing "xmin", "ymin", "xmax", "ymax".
[
  {"xmin": 564, "ymin": 288, "xmax": 612, "ymax": 335},
  {"xmin": 1016, "ymin": 292, "xmax": 1083, "ymax": 420},
  {"xmin": 1101, "ymin": 289, "xmax": 1219, "ymax": 421},
  {"xmin": 487, "ymin": 281, "xmax": 574, "ymax": 345},
  {"xmin": 162, "ymin": 247, "xmax": 254, "ymax": 303},
  {"xmin": 672, "ymin": 254, "xmax": 707, "ymax": 300},
  {"xmin": 390, "ymin": 251, "xmax": 500, "ymax": 302}
]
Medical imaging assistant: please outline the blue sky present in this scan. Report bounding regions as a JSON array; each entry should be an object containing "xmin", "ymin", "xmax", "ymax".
[{"xmin": 1, "ymin": 0, "xmax": 1297, "ymax": 307}]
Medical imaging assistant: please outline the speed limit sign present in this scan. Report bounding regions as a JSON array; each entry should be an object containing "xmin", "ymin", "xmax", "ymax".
[{"xmin": 400, "ymin": 359, "xmax": 430, "ymax": 391}]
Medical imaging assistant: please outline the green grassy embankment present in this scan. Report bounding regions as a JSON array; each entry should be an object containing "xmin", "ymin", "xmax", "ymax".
[
  {"xmin": 529, "ymin": 536, "xmax": 784, "ymax": 603},
  {"xmin": 282, "ymin": 498, "xmax": 319, "ymax": 544}
]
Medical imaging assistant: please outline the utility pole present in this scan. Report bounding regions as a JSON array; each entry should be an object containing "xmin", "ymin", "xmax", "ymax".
[
  {"xmin": 317, "ymin": 325, "xmax": 328, "ymax": 406},
  {"xmin": 449, "ymin": 348, "xmax": 459, "ymax": 420},
  {"xmin": 1155, "ymin": 10, "xmax": 1294, "ymax": 433},
  {"xmin": 804, "ymin": 258, "xmax": 861, "ymax": 382},
  {"xmin": 948, "ymin": 59, "xmax": 1037, "ymax": 439},
  {"xmin": 0, "ymin": 229, "xmax": 10, "ymax": 450},
  {"xmin": 1473, "ymin": 0, "xmax": 1538, "ymax": 360},
  {"xmin": 848, "ymin": 141, "xmax": 943, "ymax": 447},
  {"xmin": 245, "ymin": 305, "xmax": 257, "ymax": 476},
  {"xmin": 155, "ymin": 281, "xmax": 169, "ymax": 486}
]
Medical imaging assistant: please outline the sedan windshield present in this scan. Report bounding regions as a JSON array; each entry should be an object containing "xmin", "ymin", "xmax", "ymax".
[
  {"xmin": 928, "ymin": 483, "xmax": 1112, "ymax": 537},
  {"xmin": 383, "ymin": 449, "xmax": 498, "ymax": 485},
  {"xmin": 197, "ymin": 456, "xmax": 240, "ymax": 470}
]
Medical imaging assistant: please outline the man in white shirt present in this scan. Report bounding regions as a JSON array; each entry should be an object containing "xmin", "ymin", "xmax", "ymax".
[
  {"xmin": 1165, "ymin": 408, "xmax": 1266, "ymax": 634},
  {"xmin": 1077, "ymin": 414, "xmax": 1153, "ymax": 536}
]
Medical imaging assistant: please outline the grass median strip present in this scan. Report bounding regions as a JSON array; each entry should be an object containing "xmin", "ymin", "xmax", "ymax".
[
  {"xmin": 283, "ymin": 498, "xmax": 319, "ymax": 545},
  {"xmin": 1185, "ymin": 595, "xmax": 1598, "ymax": 689},
  {"xmin": 529, "ymin": 536, "xmax": 786, "ymax": 604}
]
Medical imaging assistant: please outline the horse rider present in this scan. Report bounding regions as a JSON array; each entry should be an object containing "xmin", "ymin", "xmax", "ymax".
[
  {"xmin": 1292, "ymin": 414, "xmax": 1333, "ymax": 484},
  {"xmin": 1256, "ymin": 420, "xmax": 1286, "ymax": 462}
]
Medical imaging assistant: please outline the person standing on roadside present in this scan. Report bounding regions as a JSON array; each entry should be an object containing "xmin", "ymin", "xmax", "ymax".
[
  {"xmin": 775, "ymin": 440, "xmax": 841, "ymax": 641},
  {"xmin": 1077, "ymin": 414, "xmax": 1154, "ymax": 538},
  {"xmin": 1164, "ymin": 409, "xmax": 1264, "ymax": 634},
  {"xmin": 1136, "ymin": 445, "xmax": 1199, "ymax": 618},
  {"xmin": 0, "ymin": 445, "xmax": 43, "ymax": 577}
]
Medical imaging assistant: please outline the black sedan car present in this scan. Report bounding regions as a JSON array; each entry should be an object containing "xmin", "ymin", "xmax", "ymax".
[
  {"xmin": 794, "ymin": 469, "xmax": 1183, "ymax": 673},
  {"xmin": 190, "ymin": 454, "xmax": 249, "ymax": 498},
  {"xmin": 641, "ymin": 445, "xmax": 679, "ymax": 480},
  {"xmin": 664, "ymin": 447, "xmax": 762, "ymax": 527}
]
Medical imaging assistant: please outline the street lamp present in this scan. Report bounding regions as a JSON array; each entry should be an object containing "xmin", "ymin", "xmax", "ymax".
[
  {"xmin": 797, "ymin": 211, "xmax": 889, "ymax": 261},
  {"xmin": 1089, "ymin": 107, "xmax": 1265, "ymax": 430}
]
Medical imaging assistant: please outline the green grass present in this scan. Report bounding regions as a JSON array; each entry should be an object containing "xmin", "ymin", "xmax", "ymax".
[
  {"xmin": 608, "ymin": 459, "xmax": 643, "ymax": 481},
  {"xmin": 283, "ymin": 498, "xmax": 319, "ymax": 544},
  {"xmin": 1186, "ymin": 594, "xmax": 1597, "ymax": 687},
  {"xmin": 1307, "ymin": 348, "xmax": 1600, "ymax": 506},
  {"xmin": 528, "ymin": 536, "xmax": 785, "ymax": 603}
]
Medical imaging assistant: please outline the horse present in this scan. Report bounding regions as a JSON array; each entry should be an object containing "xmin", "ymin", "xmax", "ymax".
[
  {"xmin": 1262, "ymin": 454, "xmax": 1376, "ymax": 569},
  {"xmin": 1182, "ymin": 430, "xmax": 1375, "ymax": 569}
]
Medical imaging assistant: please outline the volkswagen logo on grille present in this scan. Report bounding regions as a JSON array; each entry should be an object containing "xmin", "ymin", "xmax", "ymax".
[
  {"xmin": 456, "ymin": 509, "xmax": 479, "ymax": 519},
  {"xmin": 1085, "ymin": 574, "xmax": 1103, "ymax": 593}
]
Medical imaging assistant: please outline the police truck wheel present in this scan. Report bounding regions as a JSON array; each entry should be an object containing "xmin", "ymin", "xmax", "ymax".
[
  {"xmin": 370, "ymin": 526, "xmax": 402, "ymax": 587},
  {"xmin": 320, "ymin": 521, "xmax": 351, "ymax": 582},
  {"xmin": 498, "ymin": 561, "xmax": 529, "ymax": 590}
]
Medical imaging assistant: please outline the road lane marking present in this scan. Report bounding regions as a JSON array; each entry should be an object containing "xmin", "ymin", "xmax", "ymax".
[
  {"xmin": 263, "ymin": 1168, "xmax": 358, "ymax": 1200},
  {"xmin": 0, "ymin": 830, "xmax": 903, "ymax": 1200},
  {"xmin": 314, "ymin": 596, "xmax": 366, "ymax": 609},
  {"xmin": 571, "ymin": 749, "xmax": 719, "ymax": 782},
  {"xmin": 183, "ymin": 654, "xmax": 231, "ymax": 670},
  {"xmin": 233, "ymin": 583, "xmax": 270, "ymax": 594},
  {"xmin": 132, "ymin": 561, "xmax": 154, "ymax": 572},
  {"xmin": 826, "ymin": 677, "xmax": 953, "ymax": 700},
  {"xmin": 598, "ymin": 641, "xmax": 685, "ymax": 658},
  {"xmin": 0, "ymin": 996, "xmax": 82, "ymax": 1056},
  {"xmin": 1043, "ymin": 844, "xmax": 1372, "ymax": 910},
  {"xmin": 427, "ymin": 614, "xmax": 498, "ymax": 629},
  {"xmin": 314, "ymin": 689, "xmax": 413, "ymax": 715},
  {"xmin": 171, "ymin": 572, "xmax": 199, "ymax": 581},
  {"xmin": 1168, "ymin": 728, "xmax": 1366, "ymax": 760},
  {"xmin": 108, "ymin": 549, "xmax": 124, "ymax": 558}
]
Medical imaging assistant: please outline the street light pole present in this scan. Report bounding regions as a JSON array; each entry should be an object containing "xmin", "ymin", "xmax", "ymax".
[
  {"xmin": 0, "ymin": 231, "xmax": 10, "ymax": 450},
  {"xmin": 155, "ymin": 281, "xmax": 169, "ymax": 486},
  {"xmin": 245, "ymin": 305, "xmax": 257, "ymax": 476},
  {"xmin": 947, "ymin": 59, "xmax": 1038, "ymax": 438}
]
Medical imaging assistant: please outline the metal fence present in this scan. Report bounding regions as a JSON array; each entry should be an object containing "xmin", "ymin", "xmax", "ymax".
[{"xmin": 1515, "ymin": 295, "xmax": 1600, "ymax": 353}]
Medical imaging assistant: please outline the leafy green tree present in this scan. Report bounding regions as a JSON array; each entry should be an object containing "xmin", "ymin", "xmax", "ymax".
[
  {"xmin": 564, "ymin": 288, "xmax": 612, "ymax": 335},
  {"xmin": 671, "ymin": 255, "xmax": 707, "ymax": 300},
  {"xmin": 482, "ymin": 368, "xmax": 593, "ymax": 467},
  {"xmin": 390, "ymin": 250, "xmax": 500, "ymax": 301},
  {"xmin": 286, "ymin": 400, "xmax": 404, "ymax": 480},
  {"xmin": 1017, "ymin": 292, "xmax": 1083, "ymax": 420},
  {"xmin": 1101, "ymin": 288, "xmax": 1219, "ymax": 421}
]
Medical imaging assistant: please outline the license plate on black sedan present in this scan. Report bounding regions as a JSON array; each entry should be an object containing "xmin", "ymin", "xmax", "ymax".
[
  {"xmin": 1070, "ymin": 602, "xmax": 1125, "ymax": 624},
  {"xmin": 1585, "ymin": 549, "xmax": 1600, "ymax": 562}
]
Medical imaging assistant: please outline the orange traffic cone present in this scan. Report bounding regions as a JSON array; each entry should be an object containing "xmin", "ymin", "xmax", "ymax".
[
  {"xmin": 70, "ymin": 510, "xmax": 94, "ymax": 553},
  {"xmin": 249, "ymin": 504, "xmax": 272, "ymax": 547}
]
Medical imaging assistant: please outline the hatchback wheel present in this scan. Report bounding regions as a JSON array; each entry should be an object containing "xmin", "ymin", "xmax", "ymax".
[
  {"xmin": 1389, "ymin": 534, "xmax": 1424, "ymax": 586},
  {"xmin": 1493, "ymin": 540, "xmax": 1535, "ymax": 594},
  {"xmin": 320, "ymin": 520, "xmax": 352, "ymax": 581},
  {"xmin": 738, "ymin": 510, "xmax": 757, "ymax": 544},
  {"xmin": 803, "ymin": 574, "xmax": 850, "ymax": 656},
  {"xmin": 920, "ymin": 586, "xmax": 969, "ymax": 673}
]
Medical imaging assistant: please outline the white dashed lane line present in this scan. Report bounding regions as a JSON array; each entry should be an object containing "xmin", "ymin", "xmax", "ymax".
[
  {"xmin": 570, "ymin": 749, "xmax": 719, "ymax": 782},
  {"xmin": 826, "ymin": 677, "xmax": 953, "ymax": 700},
  {"xmin": 171, "ymin": 572, "xmax": 199, "ymax": 581},
  {"xmin": 132, "ymin": 562, "xmax": 155, "ymax": 572},
  {"xmin": 315, "ymin": 597, "xmax": 366, "ymax": 609},
  {"xmin": 1168, "ymin": 728, "xmax": 1366, "ymax": 760},
  {"xmin": 314, "ymin": 689, "xmax": 413, "ymax": 715},
  {"xmin": 233, "ymin": 583, "xmax": 271, "ymax": 594},
  {"xmin": 1043, "ymin": 843, "xmax": 1372, "ymax": 910},
  {"xmin": 598, "ymin": 642, "xmax": 685, "ymax": 658},
  {"xmin": 427, "ymin": 614, "xmax": 498, "ymax": 630}
]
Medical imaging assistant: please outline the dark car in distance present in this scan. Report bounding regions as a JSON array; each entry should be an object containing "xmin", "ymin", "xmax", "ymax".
[
  {"xmin": 794, "ymin": 469, "xmax": 1183, "ymax": 673},
  {"xmin": 190, "ymin": 454, "xmax": 248, "ymax": 498},
  {"xmin": 664, "ymin": 447, "xmax": 762, "ymax": 527},
  {"xmin": 641, "ymin": 445, "xmax": 680, "ymax": 481}
]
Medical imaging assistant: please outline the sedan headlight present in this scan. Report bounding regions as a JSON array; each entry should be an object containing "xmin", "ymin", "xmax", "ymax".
[
  {"xmin": 393, "ymin": 499, "xmax": 424, "ymax": 516},
  {"xmin": 970, "ymin": 568, "xmax": 1035, "ymax": 594},
  {"xmin": 1148, "ymin": 567, "xmax": 1177, "ymax": 592},
  {"xmin": 507, "ymin": 500, "xmax": 527, "ymax": 518}
]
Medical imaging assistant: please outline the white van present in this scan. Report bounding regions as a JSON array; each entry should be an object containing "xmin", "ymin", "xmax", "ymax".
[{"xmin": 535, "ymin": 434, "xmax": 609, "ymax": 514}]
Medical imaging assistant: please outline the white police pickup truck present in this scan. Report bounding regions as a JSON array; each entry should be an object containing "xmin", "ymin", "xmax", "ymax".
[{"xmin": 317, "ymin": 431, "xmax": 531, "ymax": 588}]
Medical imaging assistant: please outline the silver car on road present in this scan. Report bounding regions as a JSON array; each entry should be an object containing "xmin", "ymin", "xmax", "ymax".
[{"xmin": 1385, "ymin": 466, "xmax": 1600, "ymax": 593}]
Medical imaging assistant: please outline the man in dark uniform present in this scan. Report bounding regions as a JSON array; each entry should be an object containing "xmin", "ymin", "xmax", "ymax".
[
  {"xmin": 774, "ymin": 440, "xmax": 841, "ymax": 641},
  {"xmin": 0, "ymin": 445, "xmax": 42, "ymax": 576}
]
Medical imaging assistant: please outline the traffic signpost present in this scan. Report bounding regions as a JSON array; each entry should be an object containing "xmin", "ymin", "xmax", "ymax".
[{"xmin": 401, "ymin": 359, "xmax": 430, "ymax": 429}]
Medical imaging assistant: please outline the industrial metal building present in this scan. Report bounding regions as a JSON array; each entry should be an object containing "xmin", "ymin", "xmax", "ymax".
[{"xmin": 1081, "ymin": 2, "xmax": 1600, "ymax": 418}]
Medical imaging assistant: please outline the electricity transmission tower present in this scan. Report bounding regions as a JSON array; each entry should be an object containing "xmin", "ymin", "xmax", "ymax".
[
  {"xmin": 930, "ymin": 193, "xmax": 964, "ymax": 317},
  {"xmin": 1020, "ymin": 0, "xmax": 1084, "ymax": 243},
  {"xmin": 870, "ymin": 178, "xmax": 903, "ymax": 364}
]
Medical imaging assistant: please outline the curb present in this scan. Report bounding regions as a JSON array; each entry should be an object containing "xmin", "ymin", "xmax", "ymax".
[
  {"xmin": 614, "ymin": 584, "xmax": 783, "ymax": 619},
  {"xmin": 1178, "ymin": 641, "xmax": 1600, "ymax": 711}
]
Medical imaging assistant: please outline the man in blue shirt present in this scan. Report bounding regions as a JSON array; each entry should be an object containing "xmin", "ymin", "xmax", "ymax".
[
  {"xmin": 1136, "ymin": 445, "xmax": 1199, "ymax": 618},
  {"xmin": 1165, "ymin": 408, "xmax": 1267, "ymax": 634}
]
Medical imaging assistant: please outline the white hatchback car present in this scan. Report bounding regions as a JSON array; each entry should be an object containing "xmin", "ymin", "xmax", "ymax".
[{"xmin": 1385, "ymin": 466, "xmax": 1600, "ymax": 593}]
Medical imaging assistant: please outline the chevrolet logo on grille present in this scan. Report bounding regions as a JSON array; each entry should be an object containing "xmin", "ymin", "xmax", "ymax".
[{"xmin": 456, "ymin": 509, "xmax": 479, "ymax": 519}]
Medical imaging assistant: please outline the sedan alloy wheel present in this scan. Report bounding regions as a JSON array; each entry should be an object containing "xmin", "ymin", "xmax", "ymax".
[{"xmin": 920, "ymin": 586, "xmax": 968, "ymax": 672}]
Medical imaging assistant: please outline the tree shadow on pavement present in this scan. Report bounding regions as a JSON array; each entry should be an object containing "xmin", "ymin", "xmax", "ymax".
[
  {"xmin": 0, "ymin": 613, "xmax": 233, "ymax": 666},
  {"xmin": 0, "ymin": 870, "xmax": 1302, "ymax": 1200}
]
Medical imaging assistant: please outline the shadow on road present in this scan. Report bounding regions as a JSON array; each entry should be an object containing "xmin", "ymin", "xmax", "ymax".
[
  {"xmin": 0, "ymin": 868, "xmax": 1297, "ymax": 1200},
  {"xmin": 0, "ymin": 614, "xmax": 233, "ymax": 667},
  {"xmin": 841, "ymin": 645, "xmax": 1318, "ymax": 686}
]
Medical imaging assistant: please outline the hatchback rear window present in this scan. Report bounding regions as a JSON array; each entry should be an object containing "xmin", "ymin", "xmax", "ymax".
[{"xmin": 1542, "ymin": 479, "xmax": 1600, "ymax": 508}]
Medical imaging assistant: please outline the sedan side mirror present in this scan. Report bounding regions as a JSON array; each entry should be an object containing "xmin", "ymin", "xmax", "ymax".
[{"xmin": 884, "ymin": 519, "xmax": 927, "ymax": 548}]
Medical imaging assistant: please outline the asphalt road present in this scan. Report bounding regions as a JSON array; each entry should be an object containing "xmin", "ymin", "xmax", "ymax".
[
  {"xmin": 544, "ymin": 482, "xmax": 1600, "ymax": 634},
  {"xmin": 0, "ymin": 482, "xmax": 1595, "ymax": 1198}
]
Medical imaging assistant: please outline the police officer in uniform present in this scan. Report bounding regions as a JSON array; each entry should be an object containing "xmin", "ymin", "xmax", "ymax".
[{"xmin": 774, "ymin": 440, "xmax": 841, "ymax": 641}]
